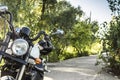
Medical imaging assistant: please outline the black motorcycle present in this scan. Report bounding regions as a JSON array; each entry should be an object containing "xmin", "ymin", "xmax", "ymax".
[{"xmin": 0, "ymin": 6, "xmax": 63, "ymax": 80}]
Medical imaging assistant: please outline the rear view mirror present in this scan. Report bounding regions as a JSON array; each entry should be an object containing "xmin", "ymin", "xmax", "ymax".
[
  {"xmin": 0, "ymin": 6, "xmax": 8, "ymax": 12},
  {"xmin": 51, "ymin": 29, "xmax": 64, "ymax": 35},
  {"xmin": 55, "ymin": 29, "xmax": 64, "ymax": 35}
]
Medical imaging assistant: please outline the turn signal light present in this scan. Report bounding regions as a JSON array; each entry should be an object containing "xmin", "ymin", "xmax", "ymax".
[{"xmin": 35, "ymin": 58, "xmax": 41, "ymax": 64}]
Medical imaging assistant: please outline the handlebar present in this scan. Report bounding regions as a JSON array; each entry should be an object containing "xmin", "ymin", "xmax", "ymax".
[
  {"xmin": 0, "ymin": 10, "xmax": 14, "ymax": 33},
  {"xmin": 30, "ymin": 30, "xmax": 51, "ymax": 42},
  {"xmin": 30, "ymin": 31, "xmax": 46, "ymax": 41},
  {"xmin": 31, "ymin": 29, "xmax": 64, "ymax": 41}
]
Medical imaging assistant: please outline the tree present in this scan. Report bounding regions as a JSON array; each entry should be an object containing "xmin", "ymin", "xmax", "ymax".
[
  {"xmin": 0, "ymin": 0, "xmax": 99, "ymax": 62},
  {"xmin": 98, "ymin": 0, "xmax": 120, "ymax": 75}
]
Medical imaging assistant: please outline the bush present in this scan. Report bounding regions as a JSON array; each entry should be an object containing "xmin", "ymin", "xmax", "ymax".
[
  {"xmin": 59, "ymin": 52, "xmax": 77, "ymax": 61},
  {"xmin": 47, "ymin": 51, "xmax": 59, "ymax": 62},
  {"xmin": 77, "ymin": 51, "xmax": 89, "ymax": 57},
  {"xmin": 48, "ymin": 50, "xmax": 90, "ymax": 62}
]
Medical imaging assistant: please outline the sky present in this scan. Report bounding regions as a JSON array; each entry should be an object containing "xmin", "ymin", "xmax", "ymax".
[{"xmin": 66, "ymin": 0, "xmax": 112, "ymax": 24}]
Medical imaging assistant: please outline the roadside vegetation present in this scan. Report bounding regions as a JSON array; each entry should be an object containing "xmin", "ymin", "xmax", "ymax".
[{"xmin": 97, "ymin": 0, "xmax": 120, "ymax": 76}]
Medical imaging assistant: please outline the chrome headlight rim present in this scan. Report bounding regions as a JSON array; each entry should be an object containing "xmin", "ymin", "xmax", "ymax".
[
  {"xmin": 12, "ymin": 39, "xmax": 29, "ymax": 56},
  {"xmin": 0, "ymin": 76, "xmax": 15, "ymax": 80}
]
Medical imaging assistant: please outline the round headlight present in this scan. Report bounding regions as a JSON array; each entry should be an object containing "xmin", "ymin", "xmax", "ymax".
[
  {"xmin": 12, "ymin": 39, "xmax": 29, "ymax": 56},
  {"xmin": 0, "ymin": 76, "xmax": 15, "ymax": 80}
]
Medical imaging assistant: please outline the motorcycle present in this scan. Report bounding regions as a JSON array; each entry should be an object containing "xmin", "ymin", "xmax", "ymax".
[{"xmin": 0, "ymin": 6, "xmax": 64, "ymax": 80}]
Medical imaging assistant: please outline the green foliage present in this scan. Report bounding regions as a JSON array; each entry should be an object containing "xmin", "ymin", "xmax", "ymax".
[
  {"xmin": 66, "ymin": 21, "xmax": 99, "ymax": 56},
  {"xmin": 47, "ymin": 51, "xmax": 59, "ymax": 62},
  {"xmin": 0, "ymin": 18, "xmax": 8, "ymax": 41},
  {"xmin": 98, "ymin": 0, "xmax": 120, "ymax": 75},
  {"xmin": 99, "ymin": 17, "xmax": 120, "ymax": 75},
  {"xmin": 107, "ymin": 0, "xmax": 120, "ymax": 15},
  {"xmin": 0, "ymin": 0, "xmax": 99, "ymax": 62}
]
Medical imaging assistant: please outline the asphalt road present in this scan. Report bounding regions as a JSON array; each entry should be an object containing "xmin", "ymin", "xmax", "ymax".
[{"xmin": 44, "ymin": 55, "xmax": 120, "ymax": 80}]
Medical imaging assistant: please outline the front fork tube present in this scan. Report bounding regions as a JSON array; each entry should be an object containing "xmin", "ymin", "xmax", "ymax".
[
  {"xmin": 0, "ymin": 32, "xmax": 11, "ymax": 62},
  {"xmin": 16, "ymin": 46, "xmax": 32, "ymax": 80}
]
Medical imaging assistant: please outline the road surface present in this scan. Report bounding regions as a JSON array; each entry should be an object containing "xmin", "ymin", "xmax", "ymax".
[{"xmin": 44, "ymin": 55, "xmax": 120, "ymax": 80}]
